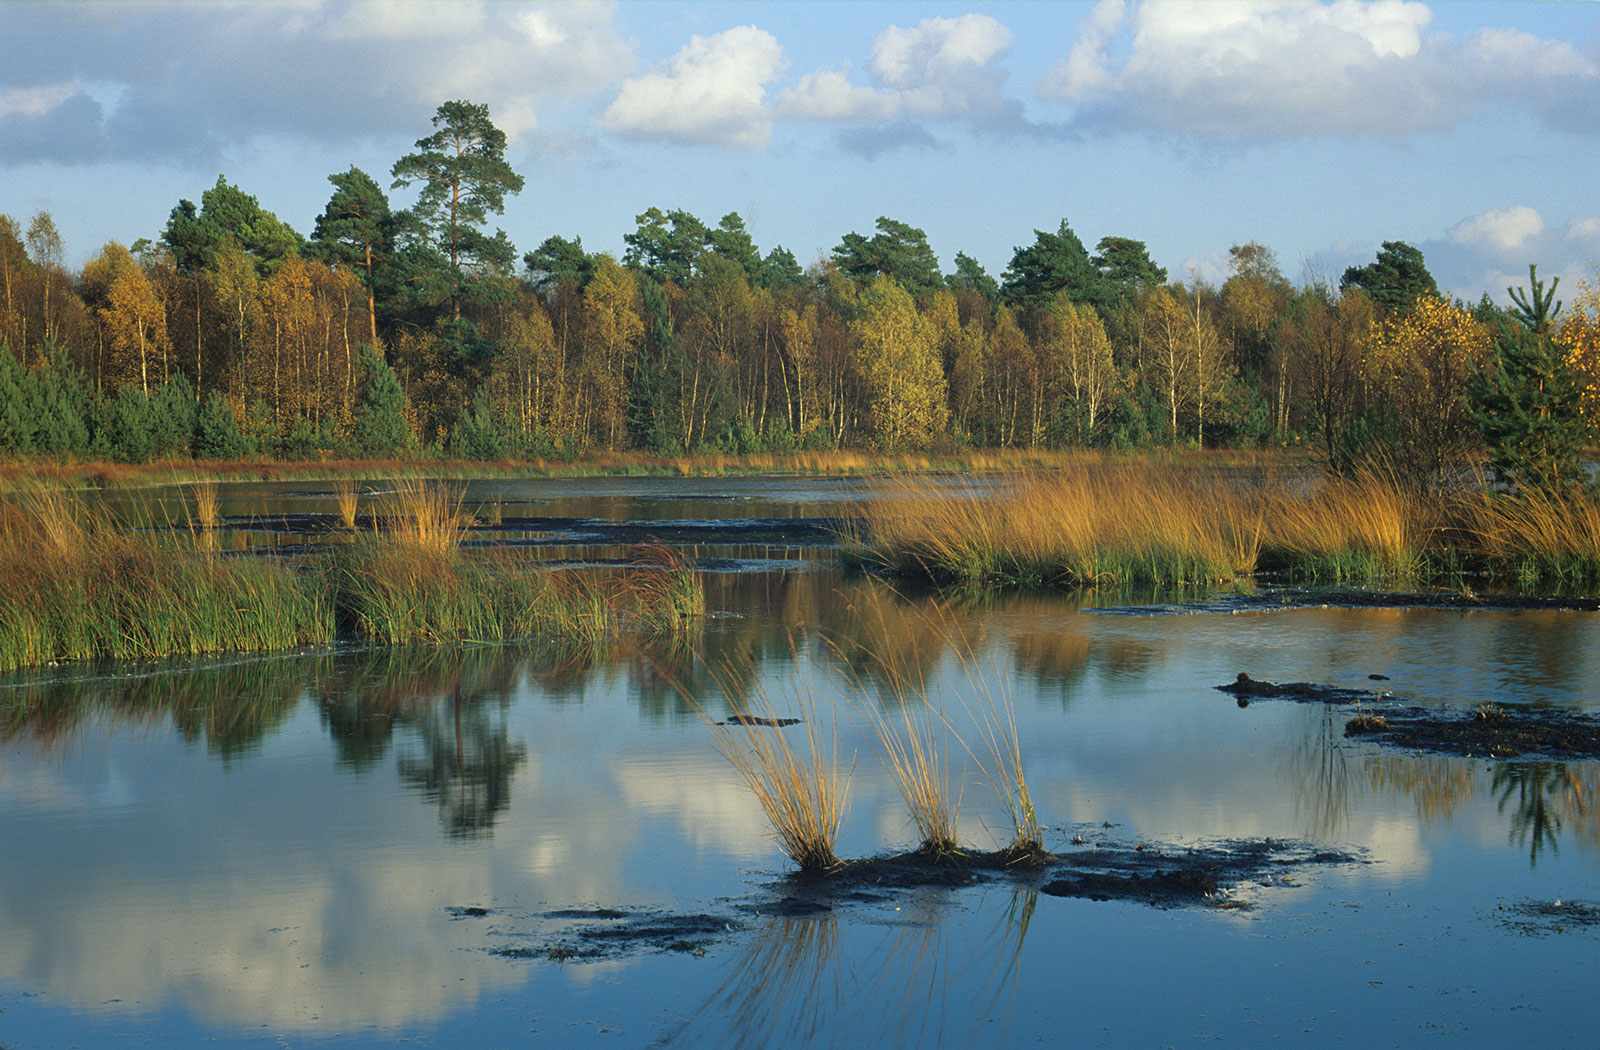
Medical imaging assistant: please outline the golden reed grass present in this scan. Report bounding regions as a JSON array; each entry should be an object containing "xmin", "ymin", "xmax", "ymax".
[
  {"xmin": 853, "ymin": 462, "xmax": 1600, "ymax": 589},
  {"xmin": 706, "ymin": 684, "xmax": 850, "ymax": 872}
]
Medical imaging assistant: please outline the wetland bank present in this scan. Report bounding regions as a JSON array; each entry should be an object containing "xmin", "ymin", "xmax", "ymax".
[{"xmin": 3, "ymin": 468, "xmax": 1600, "ymax": 1048}]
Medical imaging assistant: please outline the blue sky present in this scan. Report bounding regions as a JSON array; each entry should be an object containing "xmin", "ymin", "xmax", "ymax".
[{"xmin": 3, "ymin": 0, "xmax": 1598, "ymax": 302}]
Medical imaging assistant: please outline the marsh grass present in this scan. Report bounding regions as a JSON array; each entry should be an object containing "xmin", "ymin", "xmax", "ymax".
[
  {"xmin": 854, "ymin": 462, "xmax": 1600, "ymax": 591},
  {"xmin": 190, "ymin": 480, "xmax": 220, "ymax": 530},
  {"xmin": 706, "ymin": 682, "xmax": 850, "ymax": 872},
  {"xmin": 869, "ymin": 692, "xmax": 961, "ymax": 857},
  {"xmin": 0, "ymin": 485, "xmax": 706, "ymax": 670},
  {"xmin": 853, "ymin": 465, "xmax": 1261, "ymax": 587},
  {"xmin": 948, "ymin": 651, "xmax": 1042, "ymax": 861},
  {"xmin": 0, "ymin": 488, "xmax": 329, "ymax": 671},
  {"xmin": 625, "ymin": 544, "xmax": 706, "ymax": 635},
  {"xmin": 1256, "ymin": 469, "xmax": 1430, "ymax": 582}
]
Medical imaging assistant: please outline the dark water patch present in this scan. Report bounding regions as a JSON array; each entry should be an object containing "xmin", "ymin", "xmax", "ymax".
[
  {"xmin": 1496, "ymin": 898, "xmax": 1600, "ymax": 936},
  {"xmin": 1242, "ymin": 587, "xmax": 1600, "ymax": 613}
]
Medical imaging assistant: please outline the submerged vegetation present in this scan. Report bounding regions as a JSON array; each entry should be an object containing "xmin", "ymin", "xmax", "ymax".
[
  {"xmin": 849, "ymin": 462, "xmax": 1600, "ymax": 590},
  {"xmin": 0, "ymin": 483, "xmax": 704, "ymax": 673}
]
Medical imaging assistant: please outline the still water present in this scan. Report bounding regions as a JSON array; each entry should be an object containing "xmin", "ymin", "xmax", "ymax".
[{"xmin": 3, "ymin": 474, "xmax": 1599, "ymax": 1048}]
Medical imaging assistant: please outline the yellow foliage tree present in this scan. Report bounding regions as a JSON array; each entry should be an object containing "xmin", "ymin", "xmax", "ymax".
[
  {"xmin": 1046, "ymin": 292, "xmax": 1115, "ymax": 441},
  {"xmin": 849, "ymin": 275, "xmax": 946, "ymax": 451},
  {"xmin": 1556, "ymin": 277, "xmax": 1600, "ymax": 428},
  {"xmin": 580, "ymin": 255, "xmax": 643, "ymax": 449},
  {"xmin": 1363, "ymin": 293, "xmax": 1492, "ymax": 486}
]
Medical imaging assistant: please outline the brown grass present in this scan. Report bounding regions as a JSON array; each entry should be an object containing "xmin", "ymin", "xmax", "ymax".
[
  {"xmin": 853, "ymin": 464, "xmax": 1262, "ymax": 586},
  {"xmin": 383, "ymin": 478, "xmax": 473, "ymax": 552}
]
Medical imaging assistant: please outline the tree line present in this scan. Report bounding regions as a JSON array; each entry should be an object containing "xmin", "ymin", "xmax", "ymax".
[{"xmin": 3, "ymin": 100, "xmax": 1598, "ymax": 493}]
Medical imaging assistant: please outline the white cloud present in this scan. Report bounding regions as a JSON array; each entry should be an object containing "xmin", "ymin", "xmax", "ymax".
[
  {"xmin": 0, "ymin": 79, "xmax": 81, "ymax": 121},
  {"xmin": 600, "ymin": 26, "xmax": 784, "ymax": 147},
  {"xmin": 1040, "ymin": 0, "xmax": 1600, "ymax": 142},
  {"xmin": 1448, "ymin": 206, "xmax": 1545, "ymax": 253},
  {"xmin": 777, "ymin": 13, "xmax": 1024, "ymax": 141},
  {"xmin": 1566, "ymin": 217, "xmax": 1600, "ymax": 243},
  {"xmin": 780, "ymin": 68, "xmax": 899, "ymax": 123},
  {"xmin": 0, "ymin": 2, "xmax": 636, "ymax": 165}
]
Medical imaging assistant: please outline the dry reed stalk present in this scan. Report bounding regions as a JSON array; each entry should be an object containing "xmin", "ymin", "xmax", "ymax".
[
  {"xmin": 868, "ymin": 694, "xmax": 960, "ymax": 856},
  {"xmin": 945, "ymin": 644, "xmax": 1041, "ymax": 859},
  {"xmin": 190, "ymin": 480, "xmax": 220, "ymax": 530},
  {"xmin": 706, "ymin": 684, "xmax": 850, "ymax": 872},
  {"xmin": 334, "ymin": 479, "xmax": 360, "ymax": 529},
  {"xmin": 384, "ymin": 478, "xmax": 473, "ymax": 552}
]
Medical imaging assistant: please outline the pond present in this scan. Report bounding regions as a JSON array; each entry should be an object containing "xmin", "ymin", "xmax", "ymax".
[{"xmin": 3, "ymin": 473, "xmax": 1599, "ymax": 1048}]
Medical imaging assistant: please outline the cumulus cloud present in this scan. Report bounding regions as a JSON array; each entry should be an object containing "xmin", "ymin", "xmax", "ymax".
[
  {"xmin": 0, "ymin": 2, "xmax": 635, "ymax": 166},
  {"xmin": 777, "ymin": 14, "xmax": 1025, "ymax": 137},
  {"xmin": 599, "ymin": 26, "xmax": 784, "ymax": 146},
  {"xmin": 1448, "ymin": 206, "xmax": 1545, "ymax": 253},
  {"xmin": 1566, "ymin": 217, "xmax": 1600, "ymax": 243},
  {"xmin": 1039, "ymin": 0, "xmax": 1600, "ymax": 142}
]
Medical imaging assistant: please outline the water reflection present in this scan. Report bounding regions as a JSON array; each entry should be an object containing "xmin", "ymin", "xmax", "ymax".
[
  {"xmin": 670, "ymin": 885, "xmax": 1036, "ymax": 1050},
  {"xmin": 1365, "ymin": 755, "xmax": 1600, "ymax": 865}
]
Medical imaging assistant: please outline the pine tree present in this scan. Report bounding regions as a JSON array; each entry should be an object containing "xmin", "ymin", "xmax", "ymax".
[
  {"xmin": 351, "ymin": 345, "xmax": 414, "ymax": 457},
  {"xmin": 1470, "ymin": 317, "xmax": 1589, "ymax": 498}
]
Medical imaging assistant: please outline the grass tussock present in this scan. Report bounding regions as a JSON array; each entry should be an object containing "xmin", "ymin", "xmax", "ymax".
[
  {"xmin": 333, "ymin": 478, "xmax": 360, "ymax": 529},
  {"xmin": 383, "ymin": 478, "xmax": 474, "ymax": 552},
  {"xmin": 870, "ymin": 695, "xmax": 960, "ymax": 858},
  {"xmin": 708, "ymin": 686, "xmax": 850, "ymax": 872}
]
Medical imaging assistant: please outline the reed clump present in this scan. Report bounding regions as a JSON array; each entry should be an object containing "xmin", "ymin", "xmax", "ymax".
[
  {"xmin": 853, "ymin": 462, "xmax": 1600, "ymax": 591},
  {"xmin": 1255, "ymin": 469, "xmax": 1431, "ymax": 582},
  {"xmin": 383, "ymin": 478, "xmax": 474, "ymax": 552},
  {"xmin": 0, "ymin": 487, "xmax": 330, "ymax": 671},
  {"xmin": 708, "ymin": 687, "xmax": 849, "ymax": 872},
  {"xmin": 327, "ymin": 540, "xmax": 617, "ymax": 648},
  {"xmin": 333, "ymin": 478, "xmax": 360, "ymax": 530},
  {"xmin": 0, "ymin": 485, "xmax": 708, "ymax": 671},
  {"xmin": 853, "ymin": 465, "xmax": 1261, "ymax": 587},
  {"xmin": 625, "ymin": 544, "xmax": 706, "ymax": 635}
]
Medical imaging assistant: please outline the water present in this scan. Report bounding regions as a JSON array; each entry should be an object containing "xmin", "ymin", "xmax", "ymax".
[{"xmin": 4, "ymin": 474, "xmax": 1600, "ymax": 1047}]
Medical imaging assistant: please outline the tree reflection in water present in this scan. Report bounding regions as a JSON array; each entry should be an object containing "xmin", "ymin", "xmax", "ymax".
[
  {"xmin": 1365, "ymin": 752, "xmax": 1600, "ymax": 866},
  {"xmin": 666, "ymin": 884, "xmax": 1036, "ymax": 1049},
  {"xmin": 1495, "ymin": 762, "xmax": 1581, "ymax": 865},
  {"xmin": 395, "ymin": 684, "xmax": 528, "ymax": 840}
]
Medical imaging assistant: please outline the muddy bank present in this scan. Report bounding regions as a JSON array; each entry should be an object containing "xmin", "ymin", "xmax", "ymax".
[
  {"xmin": 462, "ymin": 836, "xmax": 1361, "ymax": 963},
  {"xmin": 1218, "ymin": 673, "xmax": 1600, "ymax": 759}
]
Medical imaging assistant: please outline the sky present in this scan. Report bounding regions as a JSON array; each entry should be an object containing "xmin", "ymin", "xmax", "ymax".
[{"xmin": 2, "ymin": 0, "xmax": 1598, "ymax": 303}]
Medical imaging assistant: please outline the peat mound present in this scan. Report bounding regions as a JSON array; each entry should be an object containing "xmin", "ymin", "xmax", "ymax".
[{"xmin": 1219, "ymin": 673, "xmax": 1600, "ymax": 759}]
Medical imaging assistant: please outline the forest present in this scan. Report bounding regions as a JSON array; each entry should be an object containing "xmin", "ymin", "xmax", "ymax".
[{"xmin": 3, "ymin": 100, "xmax": 1598, "ymax": 494}]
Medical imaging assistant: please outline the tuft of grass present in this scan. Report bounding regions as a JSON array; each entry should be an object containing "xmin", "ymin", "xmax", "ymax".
[
  {"xmin": 957, "ymin": 676, "xmax": 1042, "ymax": 861},
  {"xmin": 869, "ymin": 693, "xmax": 960, "ymax": 858},
  {"xmin": 706, "ymin": 684, "xmax": 850, "ymax": 873},
  {"xmin": 383, "ymin": 478, "xmax": 473, "ymax": 553},
  {"xmin": 625, "ymin": 544, "xmax": 706, "ymax": 636},
  {"xmin": 333, "ymin": 479, "xmax": 360, "ymax": 530},
  {"xmin": 190, "ymin": 480, "xmax": 220, "ymax": 530}
]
